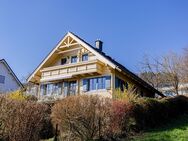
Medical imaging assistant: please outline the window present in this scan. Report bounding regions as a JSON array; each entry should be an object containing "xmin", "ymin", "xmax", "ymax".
[
  {"xmin": 71, "ymin": 56, "xmax": 77, "ymax": 63},
  {"xmin": 125, "ymin": 82, "xmax": 129, "ymax": 90},
  {"xmin": 83, "ymin": 76, "xmax": 111, "ymax": 91},
  {"xmin": 61, "ymin": 58, "xmax": 67, "ymax": 65},
  {"xmin": 0, "ymin": 75, "xmax": 5, "ymax": 84},
  {"xmin": 63, "ymin": 81, "xmax": 77, "ymax": 96},
  {"xmin": 82, "ymin": 54, "xmax": 88, "ymax": 61},
  {"xmin": 40, "ymin": 83, "xmax": 62, "ymax": 96},
  {"xmin": 115, "ymin": 77, "xmax": 126, "ymax": 91},
  {"xmin": 69, "ymin": 81, "xmax": 77, "ymax": 95},
  {"xmin": 89, "ymin": 78, "xmax": 98, "ymax": 90},
  {"xmin": 98, "ymin": 77, "xmax": 106, "ymax": 89},
  {"xmin": 40, "ymin": 84, "xmax": 47, "ymax": 96}
]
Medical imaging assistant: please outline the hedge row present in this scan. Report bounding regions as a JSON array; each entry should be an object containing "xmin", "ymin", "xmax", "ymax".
[
  {"xmin": 1, "ymin": 93, "xmax": 188, "ymax": 141},
  {"xmin": 134, "ymin": 95, "xmax": 188, "ymax": 130},
  {"xmin": 51, "ymin": 95, "xmax": 188, "ymax": 140}
]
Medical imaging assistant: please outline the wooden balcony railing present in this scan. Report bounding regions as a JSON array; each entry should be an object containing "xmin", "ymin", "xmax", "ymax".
[{"xmin": 40, "ymin": 60, "xmax": 103, "ymax": 82}]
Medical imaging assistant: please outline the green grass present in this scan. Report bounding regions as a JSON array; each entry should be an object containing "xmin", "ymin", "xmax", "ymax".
[
  {"xmin": 40, "ymin": 138, "xmax": 54, "ymax": 141},
  {"xmin": 129, "ymin": 114, "xmax": 188, "ymax": 141}
]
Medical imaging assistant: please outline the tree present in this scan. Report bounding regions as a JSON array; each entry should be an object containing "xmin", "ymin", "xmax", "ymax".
[
  {"xmin": 139, "ymin": 55, "xmax": 162, "ymax": 90},
  {"xmin": 140, "ymin": 52, "xmax": 183, "ymax": 95},
  {"xmin": 181, "ymin": 48, "xmax": 188, "ymax": 83}
]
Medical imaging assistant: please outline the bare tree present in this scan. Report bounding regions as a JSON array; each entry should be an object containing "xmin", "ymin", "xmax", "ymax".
[
  {"xmin": 139, "ymin": 55, "xmax": 163, "ymax": 90},
  {"xmin": 159, "ymin": 52, "xmax": 183, "ymax": 95},
  {"xmin": 181, "ymin": 48, "xmax": 188, "ymax": 83},
  {"xmin": 140, "ymin": 52, "xmax": 183, "ymax": 95}
]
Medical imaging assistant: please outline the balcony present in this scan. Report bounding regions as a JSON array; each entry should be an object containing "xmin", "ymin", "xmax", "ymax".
[{"xmin": 40, "ymin": 59, "xmax": 103, "ymax": 82}]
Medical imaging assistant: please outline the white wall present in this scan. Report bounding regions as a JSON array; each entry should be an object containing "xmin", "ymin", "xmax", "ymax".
[{"xmin": 0, "ymin": 62, "xmax": 20, "ymax": 93}]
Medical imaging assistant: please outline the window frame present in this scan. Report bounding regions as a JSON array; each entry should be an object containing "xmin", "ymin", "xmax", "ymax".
[
  {"xmin": 83, "ymin": 75, "xmax": 111, "ymax": 92},
  {"xmin": 0, "ymin": 75, "xmax": 5, "ymax": 84},
  {"xmin": 71, "ymin": 56, "xmax": 78, "ymax": 63},
  {"xmin": 82, "ymin": 53, "xmax": 89, "ymax": 61},
  {"xmin": 61, "ymin": 58, "xmax": 67, "ymax": 65}
]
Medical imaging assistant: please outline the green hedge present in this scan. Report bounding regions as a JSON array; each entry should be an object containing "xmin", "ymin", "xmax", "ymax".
[{"xmin": 133, "ymin": 96, "xmax": 188, "ymax": 130}]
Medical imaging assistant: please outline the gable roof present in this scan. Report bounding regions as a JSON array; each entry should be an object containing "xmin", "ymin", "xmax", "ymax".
[
  {"xmin": 27, "ymin": 32, "xmax": 165, "ymax": 97},
  {"xmin": 27, "ymin": 32, "xmax": 116, "ymax": 82},
  {"xmin": 0, "ymin": 59, "xmax": 23, "ymax": 88}
]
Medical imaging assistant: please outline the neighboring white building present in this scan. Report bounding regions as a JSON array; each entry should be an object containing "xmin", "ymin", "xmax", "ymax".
[
  {"xmin": 159, "ymin": 83, "xmax": 188, "ymax": 97},
  {"xmin": 0, "ymin": 59, "xmax": 23, "ymax": 93}
]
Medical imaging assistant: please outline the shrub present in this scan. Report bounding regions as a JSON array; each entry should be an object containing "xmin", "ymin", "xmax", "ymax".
[
  {"xmin": 109, "ymin": 100, "xmax": 136, "ymax": 139},
  {"xmin": 51, "ymin": 95, "xmax": 112, "ymax": 141},
  {"xmin": 133, "ymin": 95, "xmax": 188, "ymax": 130},
  {"xmin": 0, "ymin": 96, "xmax": 53, "ymax": 141},
  {"xmin": 113, "ymin": 86, "xmax": 139, "ymax": 102},
  {"xmin": 8, "ymin": 90, "xmax": 27, "ymax": 101},
  {"xmin": 8, "ymin": 90, "xmax": 38, "ymax": 101}
]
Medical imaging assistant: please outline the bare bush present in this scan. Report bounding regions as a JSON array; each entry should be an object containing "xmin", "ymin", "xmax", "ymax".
[
  {"xmin": 51, "ymin": 95, "xmax": 112, "ymax": 141},
  {"xmin": 0, "ymin": 95, "xmax": 52, "ymax": 141}
]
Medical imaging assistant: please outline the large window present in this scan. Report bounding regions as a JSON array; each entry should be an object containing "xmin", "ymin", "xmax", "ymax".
[
  {"xmin": 40, "ymin": 83, "xmax": 62, "ymax": 96},
  {"xmin": 82, "ymin": 54, "xmax": 88, "ymax": 61},
  {"xmin": 0, "ymin": 75, "xmax": 5, "ymax": 84},
  {"xmin": 71, "ymin": 56, "xmax": 77, "ymax": 63},
  {"xmin": 83, "ymin": 76, "xmax": 111, "ymax": 91},
  {"xmin": 63, "ymin": 81, "xmax": 77, "ymax": 97}
]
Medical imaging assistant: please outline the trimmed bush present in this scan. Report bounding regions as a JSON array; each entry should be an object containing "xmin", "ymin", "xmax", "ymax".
[
  {"xmin": 51, "ymin": 95, "xmax": 112, "ymax": 141},
  {"xmin": 109, "ymin": 100, "xmax": 136, "ymax": 138},
  {"xmin": 133, "ymin": 96, "xmax": 188, "ymax": 130},
  {"xmin": 0, "ymin": 96, "xmax": 53, "ymax": 141}
]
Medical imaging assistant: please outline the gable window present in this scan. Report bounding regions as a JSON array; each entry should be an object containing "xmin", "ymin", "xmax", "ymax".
[
  {"xmin": 0, "ymin": 75, "xmax": 5, "ymax": 84},
  {"xmin": 82, "ymin": 54, "xmax": 88, "ymax": 61},
  {"xmin": 71, "ymin": 56, "xmax": 77, "ymax": 63},
  {"xmin": 61, "ymin": 58, "xmax": 67, "ymax": 65}
]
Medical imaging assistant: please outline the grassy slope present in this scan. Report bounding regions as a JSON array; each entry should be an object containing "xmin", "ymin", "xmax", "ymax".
[{"xmin": 129, "ymin": 115, "xmax": 188, "ymax": 141}]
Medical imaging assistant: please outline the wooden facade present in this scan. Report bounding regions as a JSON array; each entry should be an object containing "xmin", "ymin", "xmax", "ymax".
[{"xmin": 27, "ymin": 32, "xmax": 164, "ymax": 101}]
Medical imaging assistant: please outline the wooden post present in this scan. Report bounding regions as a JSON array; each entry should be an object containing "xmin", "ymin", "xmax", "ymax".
[{"xmin": 54, "ymin": 124, "xmax": 59, "ymax": 141}]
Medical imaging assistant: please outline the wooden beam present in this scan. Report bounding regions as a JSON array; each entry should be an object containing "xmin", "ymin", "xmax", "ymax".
[
  {"xmin": 59, "ymin": 43, "xmax": 79, "ymax": 48},
  {"xmin": 68, "ymin": 36, "xmax": 70, "ymax": 44},
  {"xmin": 64, "ymin": 42, "xmax": 68, "ymax": 45},
  {"xmin": 69, "ymin": 38, "xmax": 74, "ymax": 44},
  {"xmin": 57, "ymin": 47, "xmax": 82, "ymax": 54}
]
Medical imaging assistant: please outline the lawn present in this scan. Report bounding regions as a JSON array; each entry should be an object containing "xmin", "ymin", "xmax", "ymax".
[{"xmin": 129, "ymin": 114, "xmax": 188, "ymax": 141}]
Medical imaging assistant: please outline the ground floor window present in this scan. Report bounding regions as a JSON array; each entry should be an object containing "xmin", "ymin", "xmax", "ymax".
[
  {"xmin": 115, "ymin": 77, "xmax": 128, "ymax": 91},
  {"xmin": 40, "ymin": 83, "xmax": 62, "ymax": 96},
  {"xmin": 83, "ymin": 76, "xmax": 111, "ymax": 92},
  {"xmin": 64, "ymin": 81, "xmax": 77, "ymax": 96}
]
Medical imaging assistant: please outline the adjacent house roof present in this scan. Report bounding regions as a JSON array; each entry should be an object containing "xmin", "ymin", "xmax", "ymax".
[
  {"xmin": 0, "ymin": 59, "xmax": 23, "ymax": 88},
  {"xmin": 27, "ymin": 32, "xmax": 165, "ymax": 97}
]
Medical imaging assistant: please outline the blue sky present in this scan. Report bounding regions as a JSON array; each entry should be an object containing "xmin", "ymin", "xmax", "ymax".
[{"xmin": 0, "ymin": 0, "xmax": 188, "ymax": 81}]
